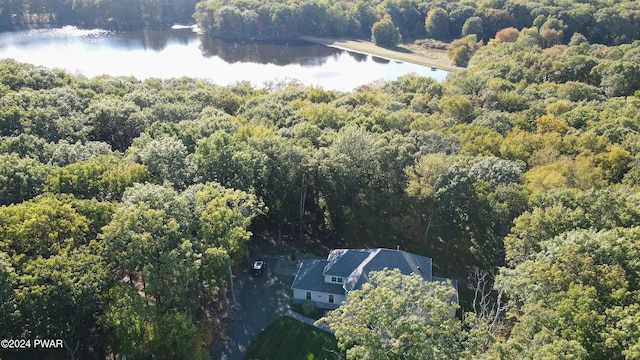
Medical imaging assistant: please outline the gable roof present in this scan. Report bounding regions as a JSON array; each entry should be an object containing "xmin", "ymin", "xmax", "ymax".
[
  {"xmin": 323, "ymin": 249, "xmax": 371, "ymax": 277},
  {"xmin": 324, "ymin": 248, "xmax": 433, "ymax": 292},
  {"xmin": 291, "ymin": 248, "xmax": 436, "ymax": 298},
  {"xmin": 291, "ymin": 259, "xmax": 345, "ymax": 294}
]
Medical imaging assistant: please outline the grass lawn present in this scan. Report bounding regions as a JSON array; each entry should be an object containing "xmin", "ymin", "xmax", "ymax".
[{"xmin": 245, "ymin": 316, "xmax": 343, "ymax": 360}]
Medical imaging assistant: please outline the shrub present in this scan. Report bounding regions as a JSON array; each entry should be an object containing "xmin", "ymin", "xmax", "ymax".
[{"xmin": 302, "ymin": 299, "xmax": 316, "ymax": 316}]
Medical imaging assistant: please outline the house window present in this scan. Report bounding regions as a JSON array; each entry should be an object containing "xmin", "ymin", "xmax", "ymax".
[
  {"xmin": 306, "ymin": 291, "xmax": 311, "ymax": 300},
  {"xmin": 329, "ymin": 294, "xmax": 334, "ymax": 303},
  {"xmin": 331, "ymin": 276, "xmax": 343, "ymax": 284}
]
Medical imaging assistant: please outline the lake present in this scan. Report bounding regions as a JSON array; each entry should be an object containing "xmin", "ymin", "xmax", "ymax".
[{"xmin": 0, "ymin": 26, "xmax": 448, "ymax": 92}]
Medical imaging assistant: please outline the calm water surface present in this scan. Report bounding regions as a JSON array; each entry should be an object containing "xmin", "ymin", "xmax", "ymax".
[{"xmin": 0, "ymin": 26, "xmax": 447, "ymax": 91}]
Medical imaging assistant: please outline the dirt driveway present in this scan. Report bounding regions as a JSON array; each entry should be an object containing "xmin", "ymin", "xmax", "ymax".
[{"xmin": 215, "ymin": 254, "xmax": 319, "ymax": 360}]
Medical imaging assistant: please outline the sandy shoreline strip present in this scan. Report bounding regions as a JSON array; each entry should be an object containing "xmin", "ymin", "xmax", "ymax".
[{"xmin": 299, "ymin": 35, "xmax": 460, "ymax": 72}]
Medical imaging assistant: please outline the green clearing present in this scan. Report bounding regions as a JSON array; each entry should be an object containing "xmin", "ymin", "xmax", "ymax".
[{"xmin": 245, "ymin": 316, "xmax": 342, "ymax": 360}]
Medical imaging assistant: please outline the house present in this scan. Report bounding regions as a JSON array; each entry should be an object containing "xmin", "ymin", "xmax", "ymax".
[{"xmin": 291, "ymin": 248, "xmax": 457, "ymax": 309}]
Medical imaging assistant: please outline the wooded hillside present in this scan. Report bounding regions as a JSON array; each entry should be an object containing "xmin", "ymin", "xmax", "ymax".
[
  {"xmin": 193, "ymin": 0, "xmax": 640, "ymax": 45},
  {"xmin": 0, "ymin": 0, "xmax": 198, "ymax": 29}
]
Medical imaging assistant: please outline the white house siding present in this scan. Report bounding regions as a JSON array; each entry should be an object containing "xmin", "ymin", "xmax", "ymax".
[
  {"xmin": 292, "ymin": 288, "xmax": 346, "ymax": 309},
  {"xmin": 292, "ymin": 288, "xmax": 308, "ymax": 302}
]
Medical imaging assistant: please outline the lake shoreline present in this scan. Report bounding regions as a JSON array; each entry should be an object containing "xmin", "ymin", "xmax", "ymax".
[
  {"xmin": 299, "ymin": 36, "xmax": 460, "ymax": 72},
  {"xmin": 0, "ymin": 26, "xmax": 449, "ymax": 91}
]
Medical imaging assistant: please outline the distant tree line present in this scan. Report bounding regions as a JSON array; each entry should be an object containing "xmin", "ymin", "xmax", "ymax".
[
  {"xmin": 4, "ymin": 0, "xmax": 640, "ymax": 47},
  {"xmin": 0, "ymin": 0, "xmax": 198, "ymax": 29},
  {"xmin": 194, "ymin": 0, "xmax": 640, "ymax": 46}
]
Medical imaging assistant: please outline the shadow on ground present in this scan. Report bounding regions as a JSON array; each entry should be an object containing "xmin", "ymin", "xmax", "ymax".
[{"xmin": 216, "ymin": 254, "xmax": 320, "ymax": 360}]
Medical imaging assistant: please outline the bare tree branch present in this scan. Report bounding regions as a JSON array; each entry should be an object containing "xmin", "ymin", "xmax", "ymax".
[{"xmin": 467, "ymin": 267, "xmax": 506, "ymax": 333}]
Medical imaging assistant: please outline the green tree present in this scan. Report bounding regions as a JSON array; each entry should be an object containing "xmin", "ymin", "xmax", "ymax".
[
  {"xmin": 46, "ymin": 140, "xmax": 113, "ymax": 166},
  {"xmin": 597, "ymin": 60, "xmax": 640, "ymax": 98},
  {"xmin": 449, "ymin": 6, "xmax": 475, "ymax": 39},
  {"xmin": 8, "ymin": 247, "xmax": 109, "ymax": 360},
  {"xmin": 318, "ymin": 269, "xmax": 465, "ymax": 360},
  {"xmin": 216, "ymin": 5, "xmax": 244, "ymax": 38},
  {"xmin": 299, "ymin": 0, "xmax": 328, "ymax": 35},
  {"xmin": 129, "ymin": 134, "xmax": 194, "ymax": 189},
  {"xmin": 371, "ymin": 16, "xmax": 402, "ymax": 48},
  {"xmin": 100, "ymin": 285, "xmax": 206, "ymax": 360},
  {"xmin": 606, "ymin": 304, "xmax": 640, "ymax": 359},
  {"xmin": 251, "ymin": 135, "xmax": 310, "ymax": 243},
  {"xmin": 376, "ymin": 0, "xmax": 424, "ymax": 38},
  {"xmin": 0, "ymin": 154, "xmax": 49, "ymax": 205},
  {"xmin": 424, "ymin": 8, "xmax": 450, "ymax": 41},
  {"xmin": 102, "ymin": 181, "xmax": 261, "ymax": 308},
  {"xmin": 446, "ymin": 124, "xmax": 502, "ymax": 156},
  {"xmin": 404, "ymin": 153, "xmax": 453, "ymax": 251},
  {"xmin": 477, "ymin": 7, "xmax": 511, "ymax": 40},
  {"xmin": 192, "ymin": 131, "xmax": 268, "ymax": 192},
  {"xmin": 595, "ymin": 143, "xmax": 634, "ymax": 183},
  {"xmin": 193, "ymin": 1, "xmax": 217, "ymax": 35},
  {"xmin": 590, "ymin": 7, "xmax": 635, "ymax": 45},
  {"xmin": 461, "ymin": 16, "xmax": 484, "ymax": 38},
  {"xmin": 0, "ymin": 194, "xmax": 112, "ymax": 359},
  {"xmin": 470, "ymin": 156, "xmax": 524, "ymax": 186},
  {"xmin": 194, "ymin": 182, "xmax": 264, "ymax": 261},
  {"xmin": 439, "ymin": 94, "xmax": 475, "ymax": 123},
  {"xmin": 102, "ymin": 184, "xmax": 201, "ymax": 276},
  {"xmin": 0, "ymin": 134, "xmax": 49, "ymax": 161},
  {"xmin": 351, "ymin": 0, "xmax": 376, "ymax": 36},
  {"xmin": 297, "ymin": 102, "xmax": 347, "ymax": 130},
  {"xmin": 86, "ymin": 95, "xmax": 145, "ymax": 151},
  {"xmin": 508, "ymin": 187, "xmax": 640, "ymax": 263},
  {"xmin": 0, "ymin": 195, "xmax": 90, "ymax": 260},
  {"xmin": 102, "ymin": 195, "xmax": 191, "ymax": 305},
  {"xmin": 448, "ymin": 34, "xmax": 482, "ymax": 67},
  {"xmin": 0, "ymin": 104, "xmax": 24, "ymax": 136},
  {"xmin": 435, "ymin": 163, "xmax": 496, "ymax": 265},
  {"xmin": 45, "ymin": 154, "xmax": 149, "ymax": 201},
  {"xmin": 238, "ymin": 98, "xmax": 295, "ymax": 127},
  {"xmin": 539, "ymin": 17, "xmax": 567, "ymax": 47},
  {"xmin": 317, "ymin": 125, "xmax": 384, "ymax": 232},
  {"xmin": 0, "ymin": 251, "xmax": 17, "ymax": 341},
  {"xmin": 495, "ymin": 226, "xmax": 640, "ymax": 358}
]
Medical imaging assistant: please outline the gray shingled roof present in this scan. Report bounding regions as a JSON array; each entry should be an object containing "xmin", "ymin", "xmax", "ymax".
[
  {"xmin": 291, "ymin": 259, "xmax": 345, "ymax": 294},
  {"xmin": 340, "ymin": 249, "xmax": 433, "ymax": 292},
  {"xmin": 291, "ymin": 248, "xmax": 435, "ymax": 297},
  {"xmin": 323, "ymin": 249, "xmax": 371, "ymax": 277}
]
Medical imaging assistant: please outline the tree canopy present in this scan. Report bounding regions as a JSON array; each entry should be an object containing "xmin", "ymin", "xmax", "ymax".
[
  {"xmin": 319, "ymin": 269, "xmax": 488, "ymax": 360},
  {"xmin": 186, "ymin": 0, "xmax": 640, "ymax": 46},
  {"xmin": 2, "ymin": 7, "xmax": 640, "ymax": 355}
]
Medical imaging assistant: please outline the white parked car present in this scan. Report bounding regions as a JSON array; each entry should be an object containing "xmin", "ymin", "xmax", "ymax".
[{"xmin": 253, "ymin": 260, "xmax": 267, "ymax": 276}]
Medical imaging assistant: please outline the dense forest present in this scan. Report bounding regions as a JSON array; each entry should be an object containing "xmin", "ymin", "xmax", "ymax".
[
  {"xmin": 192, "ymin": 0, "xmax": 640, "ymax": 45},
  {"xmin": 1, "ymin": 0, "xmax": 640, "ymax": 359},
  {"xmin": 4, "ymin": 0, "xmax": 640, "ymax": 46},
  {"xmin": 0, "ymin": 0, "xmax": 198, "ymax": 29}
]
